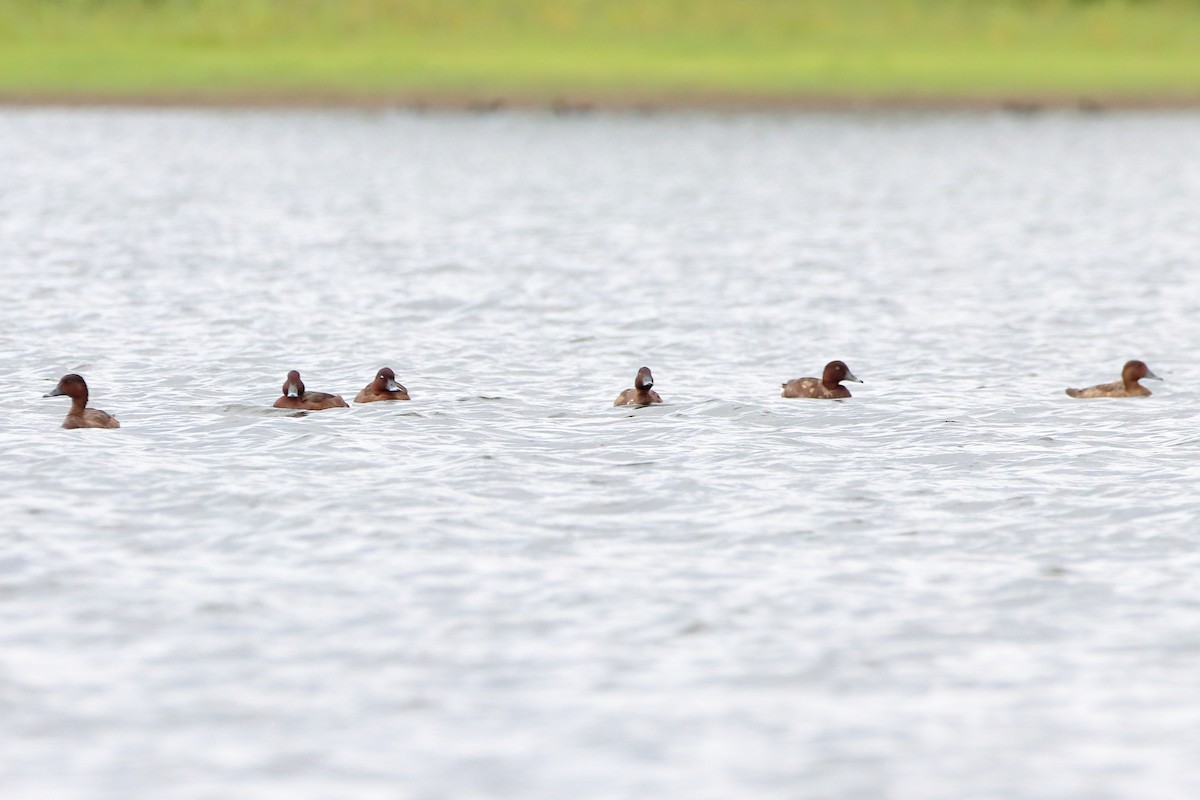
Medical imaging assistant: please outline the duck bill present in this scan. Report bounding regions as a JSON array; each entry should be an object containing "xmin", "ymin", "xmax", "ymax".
[
  {"xmin": 286, "ymin": 384, "xmax": 301, "ymax": 398},
  {"xmin": 386, "ymin": 379, "xmax": 403, "ymax": 393},
  {"xmin": 844, "ymin": 370, "xmax": 863, "ymax": 383},
  {"xmin": 44, "ymin": 386, "xmax": 64, "ymax": 397},
  {"xmin": 1145, "ymin": 369, "xmax": 1162, "ymax": 381}
]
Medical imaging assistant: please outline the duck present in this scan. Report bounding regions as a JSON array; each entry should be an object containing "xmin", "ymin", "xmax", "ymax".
[
  {"xmin": 614, "ymin": 366, "xmax": 662, "ymax": 407},
  {"xmin": 781, "ymin": 360, "xmax": 861, "ymax": 399},
  {"xmin": 44, "ymin": 373, "xmax": 120, "ymax": 429},
  {"xmin": 354, "ymin": 367, "xmax": 410, "ymax": 403},
  {"xmin": 1065, "ymin": 360, "xmax": 1160, "ymax": 398},
  {"xmin": 272, "ymin": 370, "xmax": 348, "ymax": 410}
]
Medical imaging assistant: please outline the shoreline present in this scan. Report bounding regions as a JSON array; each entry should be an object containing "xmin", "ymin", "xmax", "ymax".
[{"xmin": 3, "ymin": 89, "xmax": 1200, "ymax": 113}]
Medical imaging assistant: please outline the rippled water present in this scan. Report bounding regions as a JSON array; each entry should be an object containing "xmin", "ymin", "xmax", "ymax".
[{"xmin": 3, "ymin": 108, "xmax": 1200, "ymax": 799}]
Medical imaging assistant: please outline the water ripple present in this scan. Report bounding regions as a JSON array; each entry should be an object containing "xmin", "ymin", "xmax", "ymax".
[{"xmin": 2, "ymin": 108, "xmax": 1200, "ymax": 800}]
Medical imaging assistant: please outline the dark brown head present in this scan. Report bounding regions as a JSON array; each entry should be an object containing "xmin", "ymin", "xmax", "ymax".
[
  {"xmin": 821, "ymin": 360, "xmax": 861, "ymax": 389},
  {"xmin": 44, "ymin": 373, "xmax": 89, "ymax": 403},
  {"xmin": 282, "ymin": 370, "xmax": 305, "ymax": 399},
  {"xmin": 635, "ymin": 366, "xmax": 654, "ymax": 392},
  {"xmin": 373, "ymin": 367, "xmax": 404, "ymax": 393},
  {"xmin": 1122, "ymin": 360, "xmax": 1160, "ymax": 386}
]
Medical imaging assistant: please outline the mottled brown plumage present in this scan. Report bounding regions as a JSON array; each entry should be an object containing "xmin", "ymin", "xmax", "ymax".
[
  {"xmin": 44, "ymin": 374, "xmax": 120, "ymax": 429},
  {"xmin": 354, "ymin": 367, "xmax": 410, "ymax": 403},
  {"xmin": 1065, "ymin": 360, "xmax": 1159, "ymax": 398},
  {"xmin": 614, "ymin": 366, "xmax": 662, "ymax": 407},
  {"xmin": 781, "ymin": 360, "xmax": 861, "ymax": 399},
  {"xmin": 273, "ymin": 370, "xmax": 348, "ymax": 410}
]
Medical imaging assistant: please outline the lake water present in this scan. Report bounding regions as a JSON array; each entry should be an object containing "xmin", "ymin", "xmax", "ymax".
[{"xmin": 2, "ymin": 108, "xmax": 1200, "ymax": 799}]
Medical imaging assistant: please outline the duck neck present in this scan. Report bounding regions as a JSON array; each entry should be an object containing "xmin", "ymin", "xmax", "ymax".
[{"xmin": 67, "ymin": 392, "xmax": 88, "ymax": 416}]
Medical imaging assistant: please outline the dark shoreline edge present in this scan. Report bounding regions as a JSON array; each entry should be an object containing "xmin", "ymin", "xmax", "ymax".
[{"xmin": 3, "ymin": 89, "xmax": 1200, "ymax": 112}]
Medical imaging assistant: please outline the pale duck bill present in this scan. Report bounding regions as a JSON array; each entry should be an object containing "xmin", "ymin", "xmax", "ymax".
[
  {"xmin": 386, "ymin": 378, "xmax": 404, "ymax": 393},
  {"xmin": 1145, "ymin": 368, "xmax": 1162, "ymax": 381},
  {"xmin": 44, "ymin": 386, "xmax": 65, "ymax": 397},
  {"xmin": 286, "ymin": 383, "xmax": 301, "ymax": 398},
  {"xmin": 844, "ymin": 369, "xmax": 862, "ymax": 383}
]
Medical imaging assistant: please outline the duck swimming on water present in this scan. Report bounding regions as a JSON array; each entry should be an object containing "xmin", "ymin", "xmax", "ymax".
[
  {"xmin": 354, "ymin": 367, "xmax": 410, "ymax": 403},
  {"xmin": 273, "ymin": 370, "xmax": 348, "ymax": 410},
  {"xmin": 1065, "ymin": 360, "xmax": 1160, "ymax": 398},
  {"xmin": 44, "ymin": 374, "xmax": 120, "ymax": 429},
  {"xmin": 614, "ymin": 366, "xmax": 662, "ymax": 407},
  {"xmin": 781, "ymin": 360, "xmax": 861, "ymax": 399}
]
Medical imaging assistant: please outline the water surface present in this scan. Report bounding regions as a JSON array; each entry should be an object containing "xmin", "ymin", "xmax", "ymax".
[{"xmin": 2, "ymin": 108, "xmax": 1200, "ymax": 799}]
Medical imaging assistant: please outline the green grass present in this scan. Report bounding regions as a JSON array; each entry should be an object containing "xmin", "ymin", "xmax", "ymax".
[{"xmin": 2, "ymin": 0, "xmax": 1200, "ymax": 101}]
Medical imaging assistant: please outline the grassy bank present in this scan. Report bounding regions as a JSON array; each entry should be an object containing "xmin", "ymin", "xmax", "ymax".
[{"xmin": 2, "ymin": 0, "xmax": 1200, "ymax": 106}]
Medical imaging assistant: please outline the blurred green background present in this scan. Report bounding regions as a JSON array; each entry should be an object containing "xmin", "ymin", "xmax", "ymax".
[{"xmin": 2, "ymin": 0, "xmax": 1199, "ymax": 104}]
